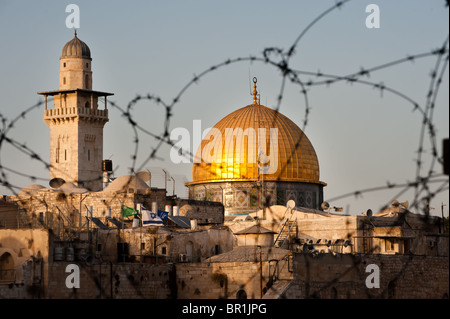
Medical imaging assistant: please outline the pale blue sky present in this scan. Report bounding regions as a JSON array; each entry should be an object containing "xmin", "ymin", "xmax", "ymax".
[{"xmin": 0, "ymin": 0, "xmax": 448, "ymax": 216}]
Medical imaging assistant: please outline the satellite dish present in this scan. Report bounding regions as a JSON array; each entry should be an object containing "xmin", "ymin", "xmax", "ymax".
[
  {"xmin": 49, "ymin": 177, "xmax": 66, "ymax": 188},
  {"xmin": 321, "ymin": 201, "xmax": 330, "ymax": 211},
  {"xmin": 286, "ymin": 200, "xmax": 296, "ymax": 209},
  {"xmin": 366, "ymin": 209, "xmax": 373, "ymax": 217},
  {"xmin": 391, "ymin": 200, "xmax": 400, "ymax": 207},
  {"xmin": 136, "ymin": 171, "xmax": 151, "ymax": 182}
]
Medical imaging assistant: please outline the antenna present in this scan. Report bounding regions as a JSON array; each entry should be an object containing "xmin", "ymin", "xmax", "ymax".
[{"xmin": 248, "ymin": 70, "xmax": 253, "ymax": 96}]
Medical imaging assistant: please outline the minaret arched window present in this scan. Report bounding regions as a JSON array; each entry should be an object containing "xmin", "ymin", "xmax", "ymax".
[{"xmin": 85, "ymin": 74, "xmax": 90, "ymax": 89}]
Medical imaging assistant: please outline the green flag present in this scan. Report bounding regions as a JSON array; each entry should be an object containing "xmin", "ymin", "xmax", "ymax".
[{"xmin": 122, "ymin": 205, "xmax": 138, "ymax": 218}]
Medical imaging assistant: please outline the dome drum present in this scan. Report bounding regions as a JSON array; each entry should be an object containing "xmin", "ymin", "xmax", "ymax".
[{"xmin": 188, "ymin": 180, "xmax": 324, "ymax": 216}]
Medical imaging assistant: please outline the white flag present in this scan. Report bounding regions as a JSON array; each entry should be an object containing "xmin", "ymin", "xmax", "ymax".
[{"xmin": 141, "ymin": 206, "xmax": 164, "ymax": 226}]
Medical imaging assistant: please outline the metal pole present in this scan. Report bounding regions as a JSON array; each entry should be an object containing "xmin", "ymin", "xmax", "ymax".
[
  {"xmin": 171, "ymin": 176, "xmax": 175, "ymax": 196},
  {"xmin": 258, "ymin": 245, "xmax": 263, "ymax": 298},
  {"xmin": 137, "ymin": 204, "xmax": 142, "ymax": 263},
  {"xmin": 162, "ymin": 169, "xmax": 168, "ymax": 194}
]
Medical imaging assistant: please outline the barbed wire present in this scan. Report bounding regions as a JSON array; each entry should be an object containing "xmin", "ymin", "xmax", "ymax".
[
  {"xmin": 0, "ymin": 0, "xmax": 448, "ymax": 299},
  {"xmin": 0, "ymin": 0, "xmax": 447, "ymax": 216}
]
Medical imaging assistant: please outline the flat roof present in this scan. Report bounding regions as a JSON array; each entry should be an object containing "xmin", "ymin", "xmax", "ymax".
[{"xmin": 37, "ymin": 88, "xmax": 114, "ymax": 96}]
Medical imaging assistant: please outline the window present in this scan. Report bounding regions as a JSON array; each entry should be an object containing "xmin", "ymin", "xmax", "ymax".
[
  {"xmin": 161, "ymin": 246, "xmax": 167, "ymax": 255},
  {"xmin": 86, "ymin": 62, "xmax": 89, "ymax": 68},
  {"xmin": 63, "ymin": 62, "xmax": 66, "ymax": 67},
  {"xmin": 0, "ymin": 252, "xmax": 15, "ymax": 283},
  {"xmin": 65, "ymin": 150, "xmax": 67, "ymax": 161},
  {"xmin": 63, "ymin": 77, "xmax": 66, "ymax": 85},
  {"xmin": 85, "ymin": 74, "xmax": 89, "ymax": 88},
  {"xmin": 88, "ymin": 149, "xmax": 90, "ymax": 161}
]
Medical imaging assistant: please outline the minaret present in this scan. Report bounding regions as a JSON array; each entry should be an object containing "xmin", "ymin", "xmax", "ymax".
[{"xmin": 38, "ymin": 32, "xmax": 113, "ymax": 191}]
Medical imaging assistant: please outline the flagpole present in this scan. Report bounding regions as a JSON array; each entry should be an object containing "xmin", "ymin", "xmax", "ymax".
[
  {"xmin": 117, "ymin": 198, "xmax": 124, "ymax": 262},
  {"xmin": 137, "ymin": 203, "xmax": 142, "ymax": 264},
  {"xmin": 121, "ymin": 204, "xmax": 124, "ymax": 262}
]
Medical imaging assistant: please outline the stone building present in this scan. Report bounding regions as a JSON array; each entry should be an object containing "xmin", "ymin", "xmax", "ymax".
[
  {"xmin": 1, "ymin": 34, "xmax": 448, "ymax": 300},
  {"xmin": 187, "ymin": 79, "xmax": 326, "ymax": 215},
  {"xmin": 38, "ymin": 31, "xmax": 113, "ymax": 191}
]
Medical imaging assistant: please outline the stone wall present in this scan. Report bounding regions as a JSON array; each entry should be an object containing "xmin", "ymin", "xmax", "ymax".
[
  {"xmin": 46, "ymin": 262, "xmax": 175, "ymax": 299},
  {"xmin": 188, "ymin": 180, "xmax": 324, "ymax": 215},
  {"xmin": 96, "ymin": 226, "xmax": 235, "ymax": 263},
  {"xmin": 9, "ymin": 190, "xmax": 166, "ymax": 236},
  {"xmin": 175, "ymin": 199, "xmax": 224, "ymax": 224},
  {"xmin": 175, "ymin": 256, "xmax": 292, "ymax": 299},
  {"xmin": 176, "ymin": 261, "xmax": 266, "ymax": 299},
  {"xmin": 284, "ymin": 253, "xmax": 449, "ymax": 299},
  {"xmin": 0, "ymin": 258, "xmax": 175, "ymax": 299}
]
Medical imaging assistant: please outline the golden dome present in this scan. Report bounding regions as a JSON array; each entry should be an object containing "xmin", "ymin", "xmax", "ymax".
[{"xmin": 191, "ymin": 103, "xmax": 323, "ymax": 184}]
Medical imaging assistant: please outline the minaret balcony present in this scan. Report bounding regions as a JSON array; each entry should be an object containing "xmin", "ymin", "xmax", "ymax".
[{"xmin": 43, "ymin": 106, "xmax": 108, "ymax": 124}]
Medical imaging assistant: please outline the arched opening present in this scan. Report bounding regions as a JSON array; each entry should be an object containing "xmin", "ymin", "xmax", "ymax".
[
  {"xmin": 85, "ymin": 74, "xmax": 90, "ymax": 89},
  {"xmin": 85, "ymin": 101, "xmax": 90, "ymax": 108},
  {"xmin": 0, "ymin": 252, "xmax": 15, "ymax": 283},
  {"xmin": 186, "ymin": 241, "xmax": 193, "ymax": 262},
  {"xmin": 236, "ymin": 289, "xmax": 247, "ymax": 299}
]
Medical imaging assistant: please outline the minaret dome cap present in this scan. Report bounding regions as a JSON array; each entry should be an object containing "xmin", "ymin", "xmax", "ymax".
[{"xmin": 61, "ymin": 31, "xmax": 91, "ymax": 59}]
